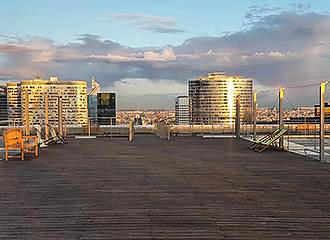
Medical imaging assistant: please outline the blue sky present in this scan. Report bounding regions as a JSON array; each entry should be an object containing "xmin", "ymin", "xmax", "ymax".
[
  {"xmin": 1, "ymin": 0, "xmax": 328, "ymax": 47},
  {"xmin": 1, "ymin": 1, "xmax": 330, "ymax": 109}
]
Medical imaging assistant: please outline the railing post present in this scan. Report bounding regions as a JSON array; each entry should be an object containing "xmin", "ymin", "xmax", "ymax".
[
  {"xmin": 167, "ymin": 124, "xmax": 171, "ymax": 141},
  {"xmin": 24, "ymin": 91, "xmax": 30, "ymax": 135},
  {"xmin": 88, "ymin": 118, "xmax": 91, "ymax": 137},
  {"xmin": 314, "ymin": 121, "xmax": 317, "ymax": 150},
  {"xmin": 58, "ymin": 97, "xmax": 63, "ymax": 136},
  {"xmin": 235, "ymin": 95, "xmax": 241, "ymax": 138},
  {"xmin": 45, "ymin": 94, "xmax": 49, "ymax": 137},
  {"xmin": 190, "ymin": 123, "xmax": 192, "ymax": 138},
  {"xmin": 304, "ymin": 116, "xmax": 307, "ymax": 138},
  {"xmin": 212, "ymin": 123, "xmax": 214, "ymax": 138},
  {"xmin": 287, "ymin": 122, "xmax": 290, "ymax": 150},
  {"xmin": 201, "ymin": 123, "xmax": 203, "ymax": 137},
  {"xmin": 279, "ymin": 88, "xmax": 284, "ymax": 149},
  {"xmin": 253, "ymin": 91, "xmax": 257, "ymax": 141},
  {"xmin": 129, "ymin": 119, "xmax": 134, "ymax": 141},
  {"xmin": 320, "ymin": 82, "xmax": 326, "ymax": 163},
  {"xmin": 110, "ymin": 117, "xmax": 113, "ymax": 138}
]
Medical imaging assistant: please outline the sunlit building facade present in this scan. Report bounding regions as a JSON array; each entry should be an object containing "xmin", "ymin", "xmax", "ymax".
[
  {"xmin": 7, "ymin": 76, "xmax": 88, "ymax": 126},
  {"xmin": 0, "ymin": 85, "xmax": 8, "ymax": 126},
  {"xmin": 189, "ymin": 72, "xmax": 253, "ymax": 125},
  {"xmin": 175, "ymin": 96, "xmax": 189, "ymax": 125},
  {"xmin": 7, "ymin": 82, "xmax": 22, "ymax": 126}
]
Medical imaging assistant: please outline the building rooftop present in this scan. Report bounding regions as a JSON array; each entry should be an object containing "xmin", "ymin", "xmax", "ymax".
[
  {"xmin": 1, "ymin": 136, "xmax": 330, "ymax": 239},
  {"xmin": 191, "ymin": 72, "xmax": 252, "ymax": 81}
]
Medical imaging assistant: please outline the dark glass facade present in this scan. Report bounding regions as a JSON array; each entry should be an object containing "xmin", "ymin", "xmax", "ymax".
[
  {"xmin": 88, "ymin": 95, "xmax": 98, "ymax": 118},
  {"xmin": 97, "ymin": 93, "xmax": 116, "ymax": 125}
]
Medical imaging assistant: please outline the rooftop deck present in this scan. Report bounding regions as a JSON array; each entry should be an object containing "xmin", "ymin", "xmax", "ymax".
[{"xmin": 1, "ymin": 136, "xmax": 330, "ymax": 239}]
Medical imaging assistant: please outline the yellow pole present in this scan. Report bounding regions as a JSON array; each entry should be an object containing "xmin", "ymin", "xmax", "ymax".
[
  {"xmin": 45, "ymin": 94, "xmax": 49, "ymax": 137},
  {"xmin": 320, "ymin": 82, "xmax": 326, "ymax": 163},
  {"xmin": 235, "ymin": 95, "xmax": 241, "ymax": 138},
  {"xmin": 24, "ymin": 91, "xmax": 30, "ymax": 135},
  {"xmin": 58, "ymin": 97, "xmax": 63, "ymax": 136},
  {"xmin": 279, "ymin": 88, "xmax": 284, "ymax": 149},
  {"xmin": 253, "ymin": 91, "xmax": 257, "ymax": 141},
  {"xmin": 129, "ymin": 119, "xmax": 134, "ymax": 141}
]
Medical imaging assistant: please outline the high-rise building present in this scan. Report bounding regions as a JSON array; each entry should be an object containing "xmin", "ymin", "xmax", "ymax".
[
  {"xmin": 87, "ymin": 76, "xmax": 100, "ymax": 119},
  {"xmin": 189, "ymin": 72, "xmax": 253, "ymax": 125},
  {"xmin": 7, "ymin": 82, "xmax": 22, "ymax": 126},
  {"xmin": 97, "ymin": 92, "xmax": 116, "ymax": 125},
  {"xmin": 0, "ymin": 85, "xmax": 8, "ymax": 126},
  {"xmin": 175, "ymin": 96, "xmax": 189, "ymax": 125},
  {"xmin": 7, "ymin": 76, "xmax": 88, "ymax": 126}
]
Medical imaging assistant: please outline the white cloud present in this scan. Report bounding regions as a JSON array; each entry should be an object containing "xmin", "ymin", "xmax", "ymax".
[
  {"xmin": 144, "ymin": 48, "xmax": 176, "ymax": 61},
  {"xmin": 111, "ymin": 78, "xmax": 186, "ymax": 96},
  {"xmin": 111, "ymin": 13, "xmax": 184, "ymax": 34}
]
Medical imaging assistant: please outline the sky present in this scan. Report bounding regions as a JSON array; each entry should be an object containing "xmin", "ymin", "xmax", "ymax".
[{"xmin": 1, "ymin": 0, "xmax": 330, "ymax": 109}]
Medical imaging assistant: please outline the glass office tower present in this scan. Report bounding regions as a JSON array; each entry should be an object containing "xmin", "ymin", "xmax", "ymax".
[
  {"xmin": 87, "ymin": 77, "xmax": 100, "ymax": 119},
  {"xmin": 175, "ymin": 96, "xmax": 189, "ymax": 125},
  {"xmin": 189, "ymin": 72, "xmax": 253, "ymax": 125},
  {"xmin": 97, "ymin": 93, "xmax": 116, "ymax": 125}
]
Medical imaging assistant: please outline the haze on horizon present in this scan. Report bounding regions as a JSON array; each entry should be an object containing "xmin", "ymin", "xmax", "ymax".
[{"xmin": 1, "ymin": 0, "xmax": 330, "ymax": 109}]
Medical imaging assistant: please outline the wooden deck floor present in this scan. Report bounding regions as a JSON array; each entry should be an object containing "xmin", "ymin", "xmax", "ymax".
[{"xmin": 1, "ymin": 136, "xmax": 330, "ymax": 239}]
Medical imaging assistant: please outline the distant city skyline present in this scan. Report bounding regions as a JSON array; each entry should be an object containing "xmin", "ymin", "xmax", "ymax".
[{"xmin": 1, "ymin": 1, "xmax": 330, "ymax": 109}]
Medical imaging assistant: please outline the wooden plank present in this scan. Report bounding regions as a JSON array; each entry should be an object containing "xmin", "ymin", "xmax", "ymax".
[{"xmin": 0, "ymin": 136, "xmax": 330, "ymax": 239}]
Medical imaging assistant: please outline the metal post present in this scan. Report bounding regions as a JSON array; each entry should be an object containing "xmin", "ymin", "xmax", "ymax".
[
  {"xmin": 314, "ymin": 121, "xmax": 317, "ymax": 150},
  {"xmin": 235, "ymin": 95, "xmax": 241, "ymax": 138},
  {"xmin": 45, "ymin": 94, "xmax": 49, "ymax": 137},
  {"xmin": 58, "ymin": 97, "xmax": 63, "ymax": 136},
  {"xmin": 212, "ymin": 123, "xmax": 214, "ymax": 138},
  {"xmin": 110, "ymin": 117, "xmax": 113, "ymax": 138},
  {"xmin": 129, "ymin": 119, "xmax": 134, "ymax": 141},
  {"xmin": 88, "ymin": 118, "xmax": 91, "ymax": 137},
  {"xmin": 167, "ymin": 124, "xmax": 171, "ymax": 141},
  {"xmin": 24, "ymin": 91, "xmax": 30, "ymax": 135},
  {"xmin": 287, "ymin": 122, "xmax": 290, "ymax": 150},
  {"xmin": 304, "ymin": 116, "xmax": 307, "ymax": 138},
  {"xmin": 190, "ymin": 123, "xmax": 192, "ymax": 138},
  {"xmin": 279, "ymin": 88, "xmax": 284, "ymax": 149},
  {"xmin": 320, "ymin": 82, "xmax": 326, "ymax": 163},
  {"xmin": 253, "ymin": 91, "xmax": 257, "ymax": 141}
]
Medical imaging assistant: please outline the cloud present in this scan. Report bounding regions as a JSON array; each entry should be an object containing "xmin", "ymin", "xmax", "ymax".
[
  {"xmin": 111, "ymin": 78, "xmax": 186, "ymax": 96},
  {"xmin": 244, "ymin": 3, "xmax": 311, "ymax": 25},
  {"xmin": 54, "ymin": 47, "xmax": 177, "ymax": 63},
  {"xmin": 1, "ymin": 9, "xmax": 330, "ymax": 108},
  {"xmin": 144, "ymin": 48, "xmax": 176, "ymax": 61},
  {"xmin": 111, "ymin": 13, "xmax": 184, "ymax": 34},
  {"xmin": 289, "ymin": 3, "xmax": 311, "ymax": 13},
  {"xmin": 0, "ymin": 74, "xmax": 14, "ymax": 81},
  {"xmin": 245, "ymin": 4, "xmax": 284, "ymax": 24}
]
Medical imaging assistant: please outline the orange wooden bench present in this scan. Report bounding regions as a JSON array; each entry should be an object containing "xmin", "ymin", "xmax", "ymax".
[{"xmin": 4, "ymin": 128, "xmax": 38, "ymax": 161}]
